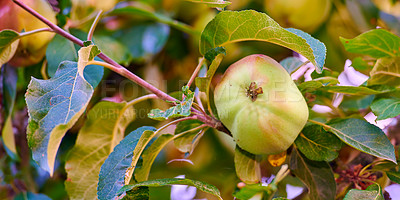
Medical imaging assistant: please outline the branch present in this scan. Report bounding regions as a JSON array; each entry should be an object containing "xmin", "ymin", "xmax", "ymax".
[{"xmin": 12, "ymin": 0, "xmax": 231, "ymax": 136}]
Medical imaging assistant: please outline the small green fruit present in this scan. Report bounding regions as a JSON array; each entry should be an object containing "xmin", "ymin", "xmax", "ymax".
[
  {"xmin": 264, "ymin": 0, "xmax": 331, "ymax": 33},
  {"xmin": 214, "ymin": 54, "xmax": 308, "ymax": 155}
]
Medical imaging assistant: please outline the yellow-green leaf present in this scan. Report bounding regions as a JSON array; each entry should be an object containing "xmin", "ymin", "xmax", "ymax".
[{"xmin": 65, "ymin": 101, "xmax": 135, "ymax": 200}]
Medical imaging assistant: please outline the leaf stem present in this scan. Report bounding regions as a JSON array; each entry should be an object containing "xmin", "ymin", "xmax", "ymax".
[
  {"xmin": 187, "ymin": 57, "xmax": 205, "ymax": 88},
  {"xmin": 173, "ymin": 124, "xmax": 208, "ymax": 140},
  {"xmin": 308, "ymin": 119, "xmax": 329, "ymax": 129},
  {"xmin": 87, "ymin": 10, "xmax": 103, "ymax": 41},
  {"xmin": 18, "ymin": 27, "xmax": 53, "ymax": 37}
]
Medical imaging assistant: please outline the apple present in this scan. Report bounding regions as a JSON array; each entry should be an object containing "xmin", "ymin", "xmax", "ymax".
[
  {"xmin": 1, "ymin": 0, "xmax": 57, "ymax": 67},
  {"xmin": 214, "ymin": 54, "xmax": 308, "ymax": 155},
  {"xmin": 264, "ymin": 0, "xmax": 331, "ymax": 33}
]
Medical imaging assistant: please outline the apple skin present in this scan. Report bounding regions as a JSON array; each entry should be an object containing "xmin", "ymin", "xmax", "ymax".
[
  {"xmin": 264, "ymin": 0, "xmax": 331, "ymax": 33},
  {"xmin": 1, "ymin": 0, "xmax": 57, "ymax": 67},
  {"xmin": 214, "ymin": 54, "xmax": 309, "ymax": 155}
]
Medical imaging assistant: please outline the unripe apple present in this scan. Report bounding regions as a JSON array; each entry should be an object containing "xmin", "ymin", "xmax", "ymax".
[
  {"xmin": 264, "ymin": 0, "xmax": 331, "ymax": 33},
  {"xmin": 8, "ymin": 0, "xmax": 56, "ymax": 67},
  {"xmin": 214, "ymin": 54, "xmax": 308, "ymax": 155}
]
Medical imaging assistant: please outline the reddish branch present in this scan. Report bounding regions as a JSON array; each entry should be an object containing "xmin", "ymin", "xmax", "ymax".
[{"xmin": 11, "ymin": 0, "xmax": 231, "ymax": 136}]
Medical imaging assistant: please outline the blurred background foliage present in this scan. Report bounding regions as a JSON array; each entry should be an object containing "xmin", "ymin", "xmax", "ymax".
[{"xmin": 1, "ymin": 0, "xmax": 400, "ymax": 199}]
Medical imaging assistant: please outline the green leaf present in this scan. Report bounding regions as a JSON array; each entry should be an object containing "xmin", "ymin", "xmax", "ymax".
[
  {"xmin": 295, "ymin": 125, "xmax": 342, "ymax": 162},
  {"xmin": 118, "ymin": 178, "xmax": 222, "ymax": 200},
  {"xmin": 340, "ymin": 29, "xmax": 400, "ymax": 58},
  {"xmin": 46, "ymin": 34, "xmax": 78, "ymax": 77},
  {"xmin": 199, "ymin": 10, "xmax": 326, "ymax": 72},
  {"xmin": 233, "ymin": 184, "xmax": 276, "ymax": 200},
  {"xmin": 77, "ymin": 45, "xmax": 101, "ymax": 76},
  {"xmin": 148, "ymin": 86, "xmax": 194, "ymax": 121},
  {"xmin": 195, "ymin": 52, "xmax": 225, "ymax": 93},
  {"xmin": 65, "ymin": 101, "xmax": 136, "ymax": 200},
  {"xmin": 97, "ymin": 126, "xmax": 156, "ymax": 200},
  {"xmin": 279, "ymin": 57, "xmax": 305, "ymax": 74},
  {"xmin": 368, "ymin": 57, "xmax": 400, "ymax": 87},
  {"xmin": 285, "ymin": 28, "xmax": 326, "ymax": 73},
  {"xmin": 323, "ymin": 86, "xmax": 382, "ymax": 95},
  {"xmin": 110, "ymin": 6, "xmax": 196, "ymax": 35},
  {"xmin": 386, "ymin": 171, "xmax": 400, "ymax": 184},
  {"xmin": 290, "ymin": 148, "xmax": 336, "ymax": 200},
  {"xmin": 93, "ymin": 35, "xmax": 132, "ymax": 66},
  {"xmin": 122, "ymin": 186, "xmax": 149, "ymax": 200},
  {"xmin": 134, "ymin": 134, "xmax": 174, "ymax": 182},
  {"xmin": 1, "ymin": 65, "xmax": 18, "ymax": 159},
  {"xmin": 173, "ymin": 120, "xmax": 204, "ymax": 153},
  {"xmin": 185, "ymin": 0, "xmax": 231, "ymax": 9},
  {"xmin": 343, "ymin": 183, "xmax": 384, "ymax": 200},
  {"xmin": 371, "ymin": 98, "xmax": 400, "ymax": 120},
  {"xmin": 0, "ymin": 30, "xmax": 19, "ymax": 66},
  {"xmin": 204, "ymin": 46, "xmax": 226, "ymax": 62},
  {"xmin": 234, "ymin": 146, "xmax": 261, "ymax": 184},
  {"xmin": 14, "ymin": 192, "xmax": 51, "ymax": 200},
  {"xmin": 46, "ymin": 36, "xmax": 104, "ymax": 87},
  {"xmin": 26, "ymin": 61, "xmax": 93, "ymax": 175},
  {"xmin": 273, "ymin": 198, "xmax": 289, "ymax": 200},
  {"xmin": 117, "ymin": 23, "xmax": 169, "ymax": 61},
  {"xmin": 326, "ymin": 118, "xmax": 396, "ymax": 163}
]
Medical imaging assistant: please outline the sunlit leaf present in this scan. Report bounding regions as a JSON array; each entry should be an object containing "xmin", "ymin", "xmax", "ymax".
[
  {"xmin": 368, "ymin": 57, "xmax": 400, "ymax": 87},
  {"xmin": 326, "ymin": 118, "xmax": 396, "ymax": 163},
  {"xmin": 148, "ymin": 86, "xmax": 194, "ymax": 121},
  {"xmin": 77, "ymin": 45, "xmax": 101, "ymax": 76},
  {"xmin": 234, "ymin": 146, "xmax": 261, "ymax": 184},
  {"xmin": 173, "ymin": 120, "xmax": 204, "ymax": 154},
  {"xmin": 290, "ymin": 148, "xmax": 336, "ymax": 200},
  {"xmin": 65, "ymin": 101, "xmax": 135, "ymax": 200},
  {"xmin": 295, "ymin": 125, "xmax": 342, "ymax": 162},
  {"xmin": 26, "ymin": 61, "xmax": 93, "ymax": 175},
  {"xmin": 200, "ymin": 10, "xmax": 326, "ymax": 72},
  {"xmin": 343, "ymin": 183, "xmax": 384, "ymax": 200},
  {"xmin": 185, "ymin": 0, "xmax": 231, "ymax": 9},
  {"xmin": 97, "ymin": 126, "xmax": 156, "ymax": 200},
  {"xmin": 134, "ymin": 134, "xmax": 174, "ymax": 182},
  {"xmin": 340, "ymin": 29, "xmax": 400, "ymax": 58},
  {"xmin": 0, "ymin": 30, "xmax": 19, "ymax": 67},
  {"xmin": 118, "ymin": 178, "xmax": 222, "ymax": 200},
  {"xmin": 196, "ymin": 52, "xmax": 225, "ymax": 92},
  {"xmin": 386, "ymin": 171, "xmax": 400, "ymax": 184}
]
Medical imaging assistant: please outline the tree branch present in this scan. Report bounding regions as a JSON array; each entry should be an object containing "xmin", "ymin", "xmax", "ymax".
[{"xmin": 11, "ymin": 0, "xmax": 231, "ymax": 136}]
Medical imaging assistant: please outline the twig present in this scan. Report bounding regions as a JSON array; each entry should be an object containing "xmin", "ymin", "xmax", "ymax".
[
  {"xmin": 12, "ymin": 0, "xmax": 231, "ymax": 136},
  {"xmin": 87, "ymin": 10, "xmax": 103, "ymax": 41},
  {"xmin": 187, "ymin": 57, "xmax": 205, "ymax": 88}
]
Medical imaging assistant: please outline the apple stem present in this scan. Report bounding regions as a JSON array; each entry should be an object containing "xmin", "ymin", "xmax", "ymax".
[
  {"xmin": 87, "ymin": 10, "xmax": 103, "ymax": 41},
  {"xmin": 11, "ymin": 0, "xmax": 232, "ymax": 136}
]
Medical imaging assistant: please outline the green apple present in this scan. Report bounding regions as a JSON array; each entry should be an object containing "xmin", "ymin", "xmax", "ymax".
[
  {"xmin": 264, "ymin": 0, "xmax": 331, "ymax": 33},
  {"xmin": 7, "ymin": 0, "xmax": 57, "ymax": 67},
  {"xmin": 214, "ymin": 54, "xmax": 308, "ymax": 155}
]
